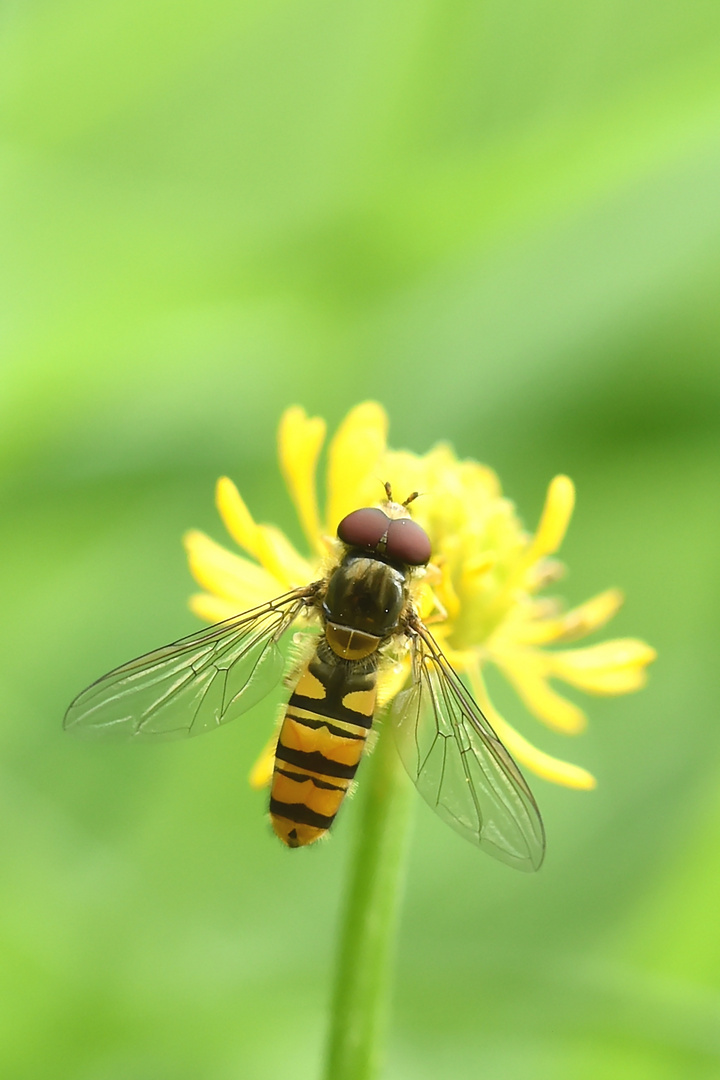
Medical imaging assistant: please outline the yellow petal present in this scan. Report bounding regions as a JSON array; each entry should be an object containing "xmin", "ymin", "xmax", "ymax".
[
  {"xmin": 455, "ymin": 457, "xmax": 502, "ymax": 501},
  {"xmin": 526, "ymin": 557, "xmax": 566, "ymax": 590},
  {"xmin": 414, "ymin": 577, "xmax": 441, "ymax": 622},
  {"xmin": 528, "ymin": 475, "xmax": 575, "ymax": 560},
  {"xmin": 546, "ymin": 639, "xmax": 657, "ymax": 695},
  {"xmin": 216, "ymin": 477, "xmax": 313, "ymax": 588},
  {"xmin": 514, "ymin": 589, "xmax": 625, "ymax": 646},
  {"xmin": 325, "ymin": 402, "xmax": 388, "ymax": 530},
  {"xmin": 183, "ymin": 529, "xmax": 280, "ymax": 607},
  {"xmin": 376, "ymin": 655, "xmax": 412, "ymax": 709},
  {"xmin": 188, "ymin": 593, "xmax": 243, "ymax": 623},
  {"xmin": 277, "ymin": 406, "xmax": 326, "ymax": 556},
  {"xmin": 489, "ymin": 713, "xmax": 596, "ymax": 789},
  {"xmin": 253, "ymin": 523, "xmax": 316, "ymax": 589},
  {"xmin": 249, "ymin": 730, "xmax": 278, "ymax": 790},
  {"xmin": 498, "ymin": 653, "xmax": 588, "ymax": 733},
  {"xmin": 436, "ymin": 562, "xmax": 462, "ymax": 622},
  {"xmin": 380, "ymin": 449, "xmax": 427, "ymax": 508},
  {"xmin": 422, "ymin": 444, "xmax": 501, "ymax": 504},
  {"xmin": 215, "ymin": 476, "xmax": 260, "ymax": 557},
  {"xmin": 471, "ymin": 672, "xmax": 596, "ymax": 790},
  {"xmin": 462, "ymin": 553, "xmax": 497, "ymax": 582}
]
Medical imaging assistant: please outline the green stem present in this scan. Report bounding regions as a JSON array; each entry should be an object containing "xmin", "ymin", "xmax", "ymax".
[{"xmin": 323, "ymin": 722, "xmax": 415, "ymax": 1080}]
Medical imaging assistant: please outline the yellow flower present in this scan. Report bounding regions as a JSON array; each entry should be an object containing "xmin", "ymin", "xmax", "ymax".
[{"xmin": 184, "ymin": 403, "xmax": 655, "ymax": 792}]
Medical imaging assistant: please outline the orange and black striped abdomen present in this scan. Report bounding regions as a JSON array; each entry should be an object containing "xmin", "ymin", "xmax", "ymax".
[{"xmin": 270, "ymin": 639, "xmax": 378, "ymax": 847}]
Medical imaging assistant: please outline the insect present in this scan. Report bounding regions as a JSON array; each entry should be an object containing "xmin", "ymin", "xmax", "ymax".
[{"xmin": 65, "ymin": 485, "xmax": 545, "ymax": 871}]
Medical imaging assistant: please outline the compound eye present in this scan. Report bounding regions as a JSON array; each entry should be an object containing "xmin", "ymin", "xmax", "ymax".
[
  {"xmin": 337, "ymin": 507, "xmax": 390, "ymax": 549},
  {"xmin": 385, "ymin": 518, "xmax": 432, "ymax": 566}
]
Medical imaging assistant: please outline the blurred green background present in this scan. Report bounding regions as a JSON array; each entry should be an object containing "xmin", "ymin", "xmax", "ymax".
[{"xmin": 2, "ymin": 2, "xmax": 720, "ymax": 1078}]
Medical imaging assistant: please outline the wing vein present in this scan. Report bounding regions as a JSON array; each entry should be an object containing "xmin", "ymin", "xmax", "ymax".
[{"xmin": 390, "ymin": 619, "xmax": 545, "ymax": 871}]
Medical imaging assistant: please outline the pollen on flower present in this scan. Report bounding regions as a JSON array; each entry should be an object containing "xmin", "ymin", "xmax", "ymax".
[{"xmin": 185, "ymin": 402, "xmax": 655, "ymax": 793}]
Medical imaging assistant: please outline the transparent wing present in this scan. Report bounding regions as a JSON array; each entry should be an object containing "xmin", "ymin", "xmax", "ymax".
[
  {"xmin": 391, "ymin": 621, "xmax": 545, "ymax": 871},
  {"xmin": 64, "ymin": 587, "xmax": 316, "ymax": 741}
]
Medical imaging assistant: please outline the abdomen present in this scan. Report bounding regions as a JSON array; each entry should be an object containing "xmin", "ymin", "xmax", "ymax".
[{"xmin": 270, "ymin": 638, "xmax": 378, "ymax": 847}]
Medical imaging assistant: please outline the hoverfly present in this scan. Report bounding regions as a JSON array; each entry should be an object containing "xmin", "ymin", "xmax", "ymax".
[{"xmin": 65, "ymin": 485, "xmax": 545, "ymax": 871}]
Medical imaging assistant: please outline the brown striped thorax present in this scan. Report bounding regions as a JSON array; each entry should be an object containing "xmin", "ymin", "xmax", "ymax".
[{"xmin": 65, "ymin": 483, "xmax": 546, "ymax": 871}]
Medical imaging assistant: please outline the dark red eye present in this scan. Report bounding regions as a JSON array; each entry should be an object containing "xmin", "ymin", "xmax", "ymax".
[
  {"xmin": 385, "ymin": 518, "xmax": 432, "ymax": 566},
  {"xmin": 337, "ymin": 507, "xmax": 390, "ymax": 549}
]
